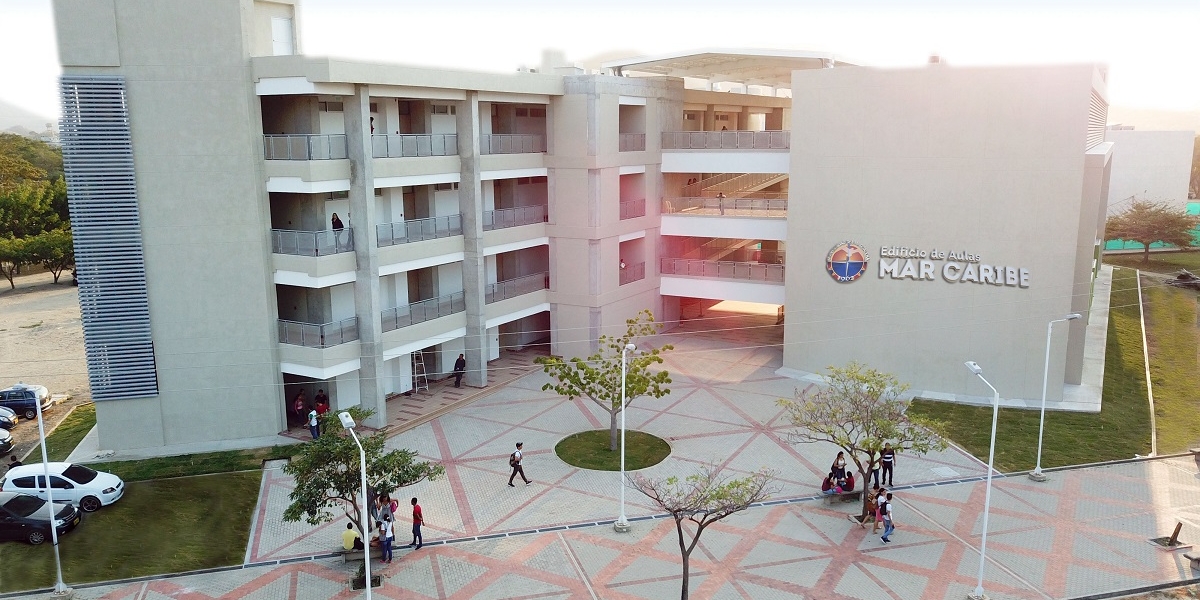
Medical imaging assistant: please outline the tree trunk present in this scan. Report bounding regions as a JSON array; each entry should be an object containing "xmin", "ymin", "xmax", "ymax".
[
  {"xmin": 1143, "ymin": 244, "xmax": 1151, "ymax": 264},
  {"xmin": 609, "ymin": 409, "xmax": 620, "ymax": 452},
  {"xmin": 680, "ymin": 550, "xmax": 690, "ymax": 600}
]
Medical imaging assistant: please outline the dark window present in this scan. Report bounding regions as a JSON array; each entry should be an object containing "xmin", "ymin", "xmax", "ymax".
[
  {"xmin": 62, "ymin": 465, "xmax": 98, "ymax": 485},
  {"xmin": 49, "ymin": 476, "xmax": 71, "ymax": 489},
  {"xmin": 11, "ymin": 477, "xmax": 35, "ymax": 489},
  {"xmin": 2, "ymin": 495, "xmax": 44, "ymax": 518}
]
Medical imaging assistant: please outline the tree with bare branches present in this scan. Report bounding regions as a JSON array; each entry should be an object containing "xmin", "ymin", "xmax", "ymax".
[
  {"xmin": 628, "ymin": 465, "xmax": 777, "ymax": 600},
  {"xmin": 777, "ymin": 362, "xmax": 946, "ymax": 523}
]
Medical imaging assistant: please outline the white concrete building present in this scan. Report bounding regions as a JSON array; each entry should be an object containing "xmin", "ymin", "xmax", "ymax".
[{"xmin": 1103, "ymin": 126, "xmax": 1194, "ymax": 213}]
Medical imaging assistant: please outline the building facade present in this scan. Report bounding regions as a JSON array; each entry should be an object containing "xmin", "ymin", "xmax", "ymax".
[{"xmin": 1103, "ymin": 126, "xmax": 1194, "ymax": 213}]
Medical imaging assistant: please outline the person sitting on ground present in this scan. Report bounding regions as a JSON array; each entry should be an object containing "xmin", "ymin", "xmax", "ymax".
[
  {"xmin": 342, "ymin": 522, "xmax": 364, "ymax": 551},
  {"xmin": 821, "ymin": 472, "xmax": 839, "ymax": 495}
]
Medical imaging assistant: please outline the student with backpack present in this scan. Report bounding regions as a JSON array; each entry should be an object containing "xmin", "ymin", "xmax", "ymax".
[
  {"xmin": 508, "ymin": 442, "xmax": 531, "ymax": 487},
  {"xmin": 880, "ymin": 492, "xmax": 895, "ymax": 543}
]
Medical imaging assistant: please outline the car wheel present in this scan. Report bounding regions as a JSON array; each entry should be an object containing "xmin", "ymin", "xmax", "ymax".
[
  {"xmin": 23, "ymin": 409, "xmax": 36, "ymax": 421},
  {"xmin": 28, "ymin": 530, "xmax": 45, "ymax": 545},
  {"xmin": 80, "ymin": 496, "xmax": 102, "ymax": 512}
]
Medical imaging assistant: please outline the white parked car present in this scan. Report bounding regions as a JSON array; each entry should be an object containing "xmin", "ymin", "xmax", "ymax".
[{"xmin": 0, "ymin": 463, "xmax": 125, "ymax": 512}]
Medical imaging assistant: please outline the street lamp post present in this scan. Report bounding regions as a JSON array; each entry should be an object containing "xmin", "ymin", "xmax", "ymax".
[
  {"xmin": 35, "ymin": 396, "xmax": 70, "ymax": 597},
  {"xmin": 614, "ymin": 342, "xmax": 636, "ymax": 533},
  {"xmin": 339, "ymin": 411, "xmax": 372, "ymax": 600},
  {"xmin": 1031, "ymin": 313, "xmax": 1082, "ymax": 482},
  {"xmin": 964, "ymin": 361, "xmax": 999, "ymax": 600}
]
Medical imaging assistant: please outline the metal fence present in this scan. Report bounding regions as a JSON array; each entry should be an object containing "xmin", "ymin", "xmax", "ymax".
[
  {"xmin": 619, "ymin": 261, "xmax": 646, "ymax": 286},
  {"xmin": 659, "ymin": 258, "xmax": 785, "ymax": 283},
  {"xmin": 661, "ymin": 197, "xmax": 787, "ymax": 216},
  {"xmin": 381, "ymin": 292, "xmax": 466, "ymax": 332},
  {"xmin": 371, "ymin": 133, "xmax": 458, "ymax": 158},
  {"xmin": 263, "ymin": 134, "xmax": 348, "ymax": 160},
  {"xmin": 480, "ymin": 134, "xmax": 546, "ymax": 154},
  {"xmin": 485, "ymin": 272, "xmax": 549, "ymax": 304},
  {"xmin": 660, "ymin": 130, "xmax": 790, "ymax": 150},
  {"xmin": 271, "ymin": 228, "xmax": 354, "ymax": 256},
  {"xmin": 483, "ymin": 205, "xmax": 547, "ymax": 231},
  {"xmin": 376, "ymin": 215, "xmax": 463, "ymax": 247},
  {"xmin": 619, "ymin": 133, "xmax": 646, "ymax": 152},
  {"xmin": 619, "ymin": 198, "xmax": 646, "ymax": 220},
  {"xmin": 278, "ymin": 317, "xmax": 359, "ymax": 348}
]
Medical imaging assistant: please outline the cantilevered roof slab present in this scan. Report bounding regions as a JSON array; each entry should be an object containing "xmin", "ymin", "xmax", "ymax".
[{"xmin": 602, "ymin": 49, "xmax": 855, "ymax": 87}]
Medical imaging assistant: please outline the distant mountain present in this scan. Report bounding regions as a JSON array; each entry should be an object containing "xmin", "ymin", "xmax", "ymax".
[
  {"xmin": 1108, "ymin": 106, "xmax": 1200, "ymax": 134},
  {"xmin": 0, "ymin": 98, "xmax": 54, "ymax": 133}
]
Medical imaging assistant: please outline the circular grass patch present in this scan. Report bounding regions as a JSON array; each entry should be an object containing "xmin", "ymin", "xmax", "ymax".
[{"xmin": 555, "ymin": 429, "xmax": 671, "ymax": 471}]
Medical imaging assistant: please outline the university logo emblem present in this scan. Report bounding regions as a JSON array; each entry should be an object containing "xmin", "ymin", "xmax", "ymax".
[{"xmin": 826, "ymin": 241, "xmax": 869, "ymax": 283}]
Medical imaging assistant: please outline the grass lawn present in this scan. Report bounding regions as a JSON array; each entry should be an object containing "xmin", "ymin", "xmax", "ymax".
[
  {"xmin": 1104, "ymin": 250, "xmax": 1200, "ymax": 275},
  {"xmin": 0, "ymin": 471, "xmax": 261, "ymax": 592},
  {"xmin": 90, "ymin": 445, "xmax": 301, "ymax": 482},
  {"xmin": 1143, "ymin": 281, "xmax": 1200, "ymax": 453},
  {"xmin": 556, "ymin": 430, "xmax": 671, "ymax": 471},
  {"xmin": 44, "ymin": 403, "xmax": 96, "ymax": 461},
  {"xmin": 909, "ymin": 267, "xmax": 1152, "ymax": 472}
]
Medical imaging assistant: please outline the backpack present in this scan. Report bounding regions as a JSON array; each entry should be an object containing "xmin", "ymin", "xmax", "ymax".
[{"xmin": 509, "ymin": 452, "xmax": 518, "ymax": 467}]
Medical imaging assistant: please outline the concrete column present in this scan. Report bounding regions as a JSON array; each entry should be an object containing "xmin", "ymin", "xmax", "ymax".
[
  {"xmin": 457, "ymin": 91, "xmax": 488, "ymax": 387},
  {"xmin": 740, "ymin": 105, "xmax": 753, "ymax": 131},
  {"xmin": 703, "ymin": 105, "xmax": 716, "ymax": 131},
  {"xmin": 345, "ymin": 84, "xmax": 386, "ymax": 428},
  {"xmin": 765, "ymin": 107, "xmax": 784, "ymax": 130}
]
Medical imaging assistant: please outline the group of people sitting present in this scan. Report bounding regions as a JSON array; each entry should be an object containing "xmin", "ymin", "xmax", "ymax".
[{"xmin": 821, "ymin": 451, "xmax": 856, "ymax": 495}]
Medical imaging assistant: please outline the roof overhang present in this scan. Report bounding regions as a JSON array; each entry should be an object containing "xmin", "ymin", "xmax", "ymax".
[{"xmin": 602, "ymin": 49, "xmax": 855, "ymax": 87}]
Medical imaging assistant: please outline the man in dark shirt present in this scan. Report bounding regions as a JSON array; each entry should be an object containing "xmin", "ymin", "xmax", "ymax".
[
  {"xmin": 453, "ymin": 354, "xmax": 466, "ymax": 388},
  {"xmin": 880, "ymin": 443, "xmax": 896, "ymax": 486}
]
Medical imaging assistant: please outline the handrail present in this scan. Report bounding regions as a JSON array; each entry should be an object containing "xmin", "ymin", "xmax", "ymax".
[
  {"xmin": 662, "ymin": 197, "xmax": 787, "ymax": 216},
  {"xmin": 485, "ymin": 271, "xmax": 549, "ymax": 304},
  {"xmin": 659, "ymin": 258, "xmax": 785, "ymax": 283},
  {"xmin": 619, "ymin": 133, "xmax": 646, "ymax": 152},
  {"xmin": 480, "ymin": 133, "xmax": 546, "ymax": 154},
  {"xmin": 376, "ymin": 214, "xmax": 463, "ymax": 247},
  {"xmin": 619, "ymin": 261, "xmax": 646, "ymax": 285},
  {"xmin": 681, "ymin": 173, "xmax": 739, "ymax": 197},
  {"xmin": 619, "ymin": 198, "xmax": 646, "ymax": 220},
  {"xmin": 483, "ymin": 205, "xmax": 547, "ymax": 231},
  {"xmin": 271, "ymin": 228, "xmax": 354, "ymax": 256},
  {"xmin": 278, "ymin": 317, "xmax": 359, "ymax": 348},
  {"xmin": 661, "ymin": 130, "xmax": 789, "ymax": 150},
  {"xmin": 371, "ymin": 133, "xmax": 458, "ymax": 158},
  {"xmin": 381, "ymin": 292, "xmax": 466, "ymax": 332},
  {"xmin": 263, "ymin": 134, "xmax": 348, "ymax": 160}
]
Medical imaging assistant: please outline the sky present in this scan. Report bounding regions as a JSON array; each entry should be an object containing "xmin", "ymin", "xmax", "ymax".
[{"xmin": 2, "ymin": 0, "xmax": 1199, "ymax": 122}]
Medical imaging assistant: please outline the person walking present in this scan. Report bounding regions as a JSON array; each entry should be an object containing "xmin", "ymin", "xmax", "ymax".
[
  {"xmin": 508, "ymin": 442, "xmax": 531, "ymax": 486},
  {"xmin": 379, "ymin": 514, "xmax": 394, "ymax": 563},
  {"xmin": 291, "ymin": 390, "xmax": 306, "ymax": 426},
  {"xmin": 880, "ymin": 443, "xmax": 896, "ymax": 486},
  {"xmin": 871, "ymin": 487, "xmax": 886, "ymax": 534},
  {"xmin": 408, "ymin": 497, "xmax": 424, "ymax": 549},
  {"xmin": 453, "ymin": 354, "xmax": 466, "ymax": 388},
  {"xmin": 716, "ymin": 191, "xmax": 726, "ymax": 215},
  {"xmin": 331, "ymin": 212, "xmax": 345, "ymax": 251},
  {"xmin": 307, "ymin": 407, "xmax": 319, "ymax": 439},
  {"xmin": 880, "ymin": 492, "xmax": 895, "ymax": 543}
]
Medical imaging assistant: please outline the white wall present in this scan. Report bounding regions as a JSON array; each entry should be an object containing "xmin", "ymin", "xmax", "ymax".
[
  {"xmin": 334, "ymin": 370, "xmax": 361, "ymax": 410},
  {"xmin": 661, "ymin": 150, "xmax": 789, "ymax": 174},
  {"xmin": 1104, "ymin": 129, "xmax": 1194, "ymax": 212},
  {"xmin": 330, "ymin": 283, "xmax": 356, "ymax": 321}
]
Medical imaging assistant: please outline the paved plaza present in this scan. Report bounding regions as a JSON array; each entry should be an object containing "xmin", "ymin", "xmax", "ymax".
[{"xmin": 36, "ymin": 306, "xmax": 1200, "ymax": 599}]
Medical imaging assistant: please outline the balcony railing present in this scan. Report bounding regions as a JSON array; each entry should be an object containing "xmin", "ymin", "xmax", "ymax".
[
  {"xmin": 619, "ymin": 261, "xmax": 646, "ymax": 286},
  {"xmin": 278, "ymin": 317, "xmax": 359, "ymax": 348},
  {"xmin": 662, "ymin": 196, "xmax": 787, "ymax": 216},
  {"xmin": 271, "ymin": 228, "xmax": 354, "ymax": 256},
  {"xmin": 660, "ymin": 258, "xmax": 784, "ymax": 283},
  {"xmin": 480, "ymin": 134, "xmax": 546, "ymax": 154},
  {"xmin": 483, "ymin": 205, "xmax": 547, "ymax": 231},
  {"xmin": 381, "ymin": 292, "xmax": 466, "ymax": 332},
  {"xmin": 264, "ymin": 134, "xmax": 348, "ymax": 160},
  {"xmin": 376, "ymin": 215, "xmax": 463, "ymax": 247},
  {"xmin": 661, "ymin": 131, "xmax": 790, "ymax": 150},
  {"xmin": 485, "ymin": 272, "xmax": 549, "ymax": 304},
  {"xmin": 619, "ymin": 198, "xmax": 646, "ymax": 220},
  {"xmin": 371, "ymin": 133, "xmax": 458, "ymax": 158},
  {"xmin": 619, "ymin": 133, "xmax": 646, "ymax": 152}
]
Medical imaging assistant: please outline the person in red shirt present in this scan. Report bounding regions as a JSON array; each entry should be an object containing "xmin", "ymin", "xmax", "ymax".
[{"xmin": 408, "ymin": 497, "xmax": 424, "ymax": 549}]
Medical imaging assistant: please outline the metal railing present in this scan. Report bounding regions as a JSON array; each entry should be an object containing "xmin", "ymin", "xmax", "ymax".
[
  {"xmin": 661, "ymin": 130, "xmax": 790, "ymax": 150},
  {"xmin": 278, "ymin": 317, "xmax": 359, "ymax": 348},
  {"xmin": 263, "ymin": 134, "xmax": 348, "ymax": 160},
  {"xmin": 271, "ymin": 228, "xmax": 354, "ymax": 256},
  {"xmin": 619, "ymin": 261, "xmax": 646, "ymax": 286},
  {"xmin": 662, "ymin": 197, "xmax": 787, "ymax": 216},
  {"xmin": 619, "ymin": 198, "xmax": 646, "ymax": 220},
  {"xmin": 376, "ymin": 215, "xmax": 463, "ymax": 247},
  {"xmin": 485, "ymin": 271, "xmax": 549, "ymax": 304},
  {"xmin": 619, "ymin": 133, "xmax": 646, "ymax": 152},
  {"xmin": 371, "ymin": 133, "xmax": 458, "ymax": 158},
  {"xmin": 659, "ymin": 258, "xmax": 785, "ymax": 283},
  {"xmin": 483, "ymin": 205, "xmax": 547, "ymax": 231},
  {"xmin": 480, "ymin": 134, "xmax": 546, "ymax": 154},
  {"xmin": 381, "ymin": 292, "xmax": 466, "ymax": 332}
]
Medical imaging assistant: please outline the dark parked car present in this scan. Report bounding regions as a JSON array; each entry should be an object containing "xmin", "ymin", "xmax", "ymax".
[
  {"xmin": 0, "ymin": 491, "xmax": 80, "ymax": 544},
  {"xmin": 0, "ymin": 407, "xmax": 16, "ymax": 430},
  {"xmin": 0, "ymin": 429, "xmax": 11, "ymax": 455},
  {"xmin": 0, "ymin": 384, "xmax": 51, "ymax": 421}
]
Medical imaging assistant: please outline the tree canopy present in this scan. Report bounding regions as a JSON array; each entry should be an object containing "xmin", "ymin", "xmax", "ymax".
[
  {"xmin": 537, "ymin": 309, "xmax": 673, "ymax": 451},
  {"xmin": 0, "ymin": 134, "xmax": 73, "ymax": 286},
  {"xmin": 1104, "ymin": 200, "xmax": 1198, "ymax": 263}
]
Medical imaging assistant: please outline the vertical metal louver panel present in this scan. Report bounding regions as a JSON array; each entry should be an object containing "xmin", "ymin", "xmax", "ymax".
[
  {"xmin": 1086, "ymin": 89, "xmax": 1108, "ymax": 151},
  {"xmin": 59, "ymin": 75, "xmax": 158, "ymax": 400}
]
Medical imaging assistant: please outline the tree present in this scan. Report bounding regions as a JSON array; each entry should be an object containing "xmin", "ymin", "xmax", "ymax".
[
  {"xmin": 0, "ymin": 179, "xmax": 61, "ymax": 239},
  {"xmin": 629, "ymin": 465, "xmax": 777, "ymax": 600},
  {"xmin": 777, "ymin": 362, "xmax": 946, "ymax": 522},
  {"xmin": 0, "ymin": 236, "xmax": 31, "ymax": 289},
  {"xmin": 537, "ymin": 309, "xmax": 673, "ymax": 451},
  {"xmin": 282, "ymin": 407, "xmax": 444, "ymax": 538},
  {"xmin": 1104, "ymin": 200, "xmax": 1199, "ymax": 263},
  {"xmin": 26, "ymin": 229, "xmax": 73, "ymax": 283}
]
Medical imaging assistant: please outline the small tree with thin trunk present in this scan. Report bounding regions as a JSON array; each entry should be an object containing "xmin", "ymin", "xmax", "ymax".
[
  {"xmin": 777, "ymin": 362, "xmax": 946, "ymax": 523},
  {"xmin": 1105, "ymin": 199, "xmax": 1198, "ymax": 263},
  {"xmin": 629, "ymin": 465, "xmax": 777, "ymax": 600},
  {"xmin": 537, "ymin": 309, "xmax": 673, "ymax": 451}
]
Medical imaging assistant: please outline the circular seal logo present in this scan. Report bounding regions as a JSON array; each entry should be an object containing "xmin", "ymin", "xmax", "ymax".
[{"xmin": 826, "ymin": 241, "xmax": 869, "ymax": 283}]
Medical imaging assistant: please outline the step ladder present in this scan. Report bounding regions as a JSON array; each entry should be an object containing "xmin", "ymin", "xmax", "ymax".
[{"xmin": 412, "ymin": 352, "xmax": 430, "ymax": 393}]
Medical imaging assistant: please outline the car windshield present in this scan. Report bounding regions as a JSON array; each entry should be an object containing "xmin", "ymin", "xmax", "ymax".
[
  {"xmin": 3, "ymin": 495, "xmax": 44, "ymax": 518},
  {"xmin": 62, "ymin": 464, "xmax": 98, "ymax": 484}
]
